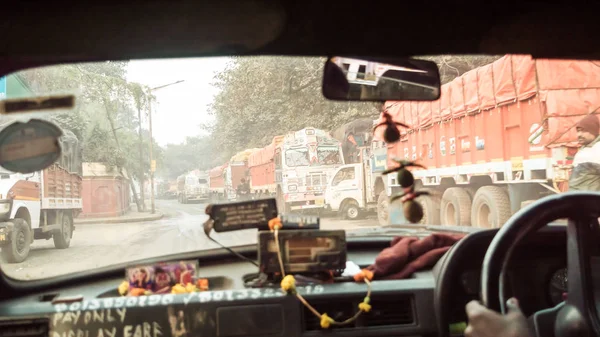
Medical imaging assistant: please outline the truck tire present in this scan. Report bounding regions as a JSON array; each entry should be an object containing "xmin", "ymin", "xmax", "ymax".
[
  {"xmin": 440, "ymin": 187, "xmax": 472, "ymax": 226},
  {"xmin": 464, "ymin": 187, "xmax": 477, "ymax": 201},
  {"xmin": 377, "ymin": 191, "xmax": 389, "ymax": 226},
  {"xmin": 417, "ymin": 192, "xmax": 442, "ymax": 225},
  {"xmin": 342, "ymin": 200, "xmax": 362, "ymax": 220},
  {"xmin": 471, "ymin": 186, "xmax": 511, "ymax": 228},
  {"xmin": 53, "ymin": 213, "xmax": 72, "ymax": 249},
  {"xmin": 1, "ymin": 218, "xmax": 31, "ymax": 263}
]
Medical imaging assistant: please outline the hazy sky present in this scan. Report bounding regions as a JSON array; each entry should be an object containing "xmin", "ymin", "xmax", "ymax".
[{"xmin": 126, "ymin": 57, "xmax": 230, "ymax": 146}]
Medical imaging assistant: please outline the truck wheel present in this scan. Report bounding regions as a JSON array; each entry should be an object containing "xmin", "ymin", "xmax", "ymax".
[
  {"xmin": 1, "ymin": 219, "xmax": 31, "ymax": 263},
  {"xmin": 342, "ymin": 201, "xmax": 362, "ymax": 220},
  {"xmin": 417, "ymin": 192, "xmax": 442, "ymax": 225},
  {"xmin": 464, "ymin": 187, "xmax": 477, "ymax": 200},
  {"xmin": 440, "ymin": 187, "xmax": 472, "ymax": 226},
  {"xmin": 471, "ymin": 186, "xmax": 511, "ymax": 228},
  {"xmin": 53, "ymin": 214, "xmax": 72, "ymax": 249},
  {"xmin": 377, "ymin": 191, "xmax": 389, "ymax": 226}
]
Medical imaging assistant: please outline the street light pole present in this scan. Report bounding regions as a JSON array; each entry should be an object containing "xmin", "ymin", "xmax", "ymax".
[
  {"xmin": 148, "ymin": 101, "xmax": 155, "ymax": 214},
  {"xmin": 148, "ymin": 80, "xmax": 184, "ymax": 214}
]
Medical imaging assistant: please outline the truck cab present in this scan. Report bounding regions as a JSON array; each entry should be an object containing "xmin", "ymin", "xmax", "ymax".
[
  {"xmin": 325, "ymin": 163, "xmax": 364, "ymax": 218},
  {"xmin": 324, "ymin": 128, "xmax": 388, "ymax": 222},
  {"xmin": 178, "ymin": 173, "xmax": 209, "ymax": 204}
]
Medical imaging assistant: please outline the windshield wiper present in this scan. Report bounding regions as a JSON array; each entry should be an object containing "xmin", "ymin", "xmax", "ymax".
[{"xmin": 346, "ymin": 224, "xmax": 483, "ymax": 238}]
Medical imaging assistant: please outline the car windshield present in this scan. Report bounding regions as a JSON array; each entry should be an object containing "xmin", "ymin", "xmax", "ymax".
[{"xmin": 1, "ymin": 54, "xmax": 598, "ymax": 281}]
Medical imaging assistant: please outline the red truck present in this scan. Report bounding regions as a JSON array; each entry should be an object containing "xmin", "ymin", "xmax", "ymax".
[
  {"xmin": 209, "ymin": 164, "xmax": 227, "ymax": 202},
  {"xmin": 247, "ymin": 136, "xmax": 283, "ymax": 198},
  {"xmin": 225, "ymin": 149, "xmax": 259, "ymax": 201},
  {"xmin": 379, "ymin": 54, "xmax": 599, "ymax": 228}
]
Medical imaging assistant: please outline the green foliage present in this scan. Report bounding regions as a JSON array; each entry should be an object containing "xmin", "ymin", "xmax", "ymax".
[
  {"xmin": 206, "ymin": 56, "xmax": 380, "ymax": 164},
  {"xmin": 17, "ymin": 61, "xmax": 160, "ymax": 184},
  {"xmin": 157, "ymin": 136, "xmax": 214, "ymax": 179}
]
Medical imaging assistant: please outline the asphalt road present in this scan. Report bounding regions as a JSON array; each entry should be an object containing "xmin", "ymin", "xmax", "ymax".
[{"xmin": 1, "ymin": 200, "xmax": 379, "ymax": 280}]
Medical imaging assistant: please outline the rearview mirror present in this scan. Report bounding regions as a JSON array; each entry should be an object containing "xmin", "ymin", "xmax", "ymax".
[
  {"xmin": 322, "ymin": 56, "xmax": 441, "ymax": 101},
  {"xmin": 0, "ymin": 119, "xmax": 63, "ymax": 174}
]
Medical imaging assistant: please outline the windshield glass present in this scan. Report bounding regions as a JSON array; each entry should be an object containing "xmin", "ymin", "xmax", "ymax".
[
  {"xmin": 285, "ymin": 148, "xmax": 309, "ymax": 167},
  {"xmin": 2, "ymin": 54, "xmax": 598, "ymax": 281},
  {"xmin": 185, "ymin": 177, "xmax": 198, "ymax": 185},
  {"xmin": 317, "ymin": 146, "xmax": 342, "ymax": 165}
]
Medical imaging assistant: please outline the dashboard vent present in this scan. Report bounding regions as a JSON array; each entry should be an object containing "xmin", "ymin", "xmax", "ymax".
[
  {"xmin": 302, "ymin": 295, "xmax": 415, "ymax": 331},
  {"xmin": 0, "ymin": 318, "xmax": 49, "ymax": 337},
  {"xmin": 363, "ymin": 295, "xmax": 414, "ymax": 327},
  {"xmin": 303, "ymin": 299, "xmax": 356, "ymax": 331}
]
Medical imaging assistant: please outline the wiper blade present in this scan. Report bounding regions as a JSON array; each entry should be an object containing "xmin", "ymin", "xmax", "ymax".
[
  {"xmin": 346, "ymin": 224, "xmax": 483, "ymax": 238},
  {"xmin": 345, "ymin": 226, "xmax": 432, "ymax": 237}
]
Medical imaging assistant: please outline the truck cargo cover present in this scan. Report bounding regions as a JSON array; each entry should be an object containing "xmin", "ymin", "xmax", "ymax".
[
  {"xmin": 209, "ymin": 164, "xmax": 227, "ymax": 178},
  {"xmin": 248, "ymin": 136, "xmax": 283, "ymax": 167},
  {"xmin": 377, "ymin": 54, "xmax": 600, "ymax": 146},
  {"xmin": 230, "ymin": 148, "xmax": 260, "ymax": 163}
]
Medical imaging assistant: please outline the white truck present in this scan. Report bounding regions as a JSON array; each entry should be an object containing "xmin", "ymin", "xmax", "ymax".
[
  {"xmin": 0, "ymin": 129, "xmax": 82, "ymax": 263},
  {"xmin": 177, "ymin": 171, "xmax": 210, "ymax": 204},
  {"xmin": 324, "ymin": 120, "xmax": 389, "ymax": 223}
]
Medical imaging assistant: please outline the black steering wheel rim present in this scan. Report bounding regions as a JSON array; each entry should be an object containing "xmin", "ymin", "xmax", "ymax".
[{"xmin": 480, "ymin": 191, "xmax": 600, "ymax": 336}]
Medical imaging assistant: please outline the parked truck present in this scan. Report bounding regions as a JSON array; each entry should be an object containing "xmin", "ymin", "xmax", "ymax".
[
  {"xmin": 224, "ymin": 149, "xmax": 259, "ymax": 201},
  {"xmin": 275, "ymin": 127, "xmax": 345, "ymax": 213},
  {"xmin": 379, "ymin": 54, "xmax": 600, "ymax": 228},
  {"xmin": 209, "ymin": 164, "xmax": 227, "ymax": 202},
  {"xmin": 0, "ymin": 128, "xmax": 82, "ymax": 263},
  {"xmin": 325, "ymin": 119, "xmax": 389, "ymax": 222},
  {"xmin": 247, "ymin": 136, "xmax": 283, "ymax": 198},
  {"xmin": 176, "ymin": 170, "xmax": 209, "ymax": 204}
]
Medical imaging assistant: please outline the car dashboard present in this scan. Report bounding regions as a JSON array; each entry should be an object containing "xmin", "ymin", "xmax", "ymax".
[{"xmin": 0, "ymin": 226, "xmax": 567, "ymax": 337}]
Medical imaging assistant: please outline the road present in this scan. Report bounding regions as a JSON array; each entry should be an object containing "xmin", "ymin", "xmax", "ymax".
[{"xmin": 2, "ymin": 200, "xmax": 378, "ymax": 280}]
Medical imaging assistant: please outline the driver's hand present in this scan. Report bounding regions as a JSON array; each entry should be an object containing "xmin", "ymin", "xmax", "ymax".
[{"xmin": 465, "ymin": 298, "xmax": 533, "ymax": 337}]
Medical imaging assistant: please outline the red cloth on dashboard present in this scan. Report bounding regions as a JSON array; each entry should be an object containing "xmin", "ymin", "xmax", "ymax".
[{"xmin": 359, "ymin": 233, "xmax": 465, "ymax": 280}]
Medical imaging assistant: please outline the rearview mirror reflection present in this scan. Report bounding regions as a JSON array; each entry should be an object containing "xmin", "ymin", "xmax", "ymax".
[{"xmin": 322, "ymin": 56, "xmax": 441, "ymax": 102}]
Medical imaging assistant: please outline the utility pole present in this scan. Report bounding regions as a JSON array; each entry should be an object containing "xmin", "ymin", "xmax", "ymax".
[
  {"xmin": 137, "ymin": 105, "xmax": 146, "ymax": 211},
  {"xmin": 148, "ymin": 80, "xmax": 184, "ymax": 214},
  {"xmin": 148, "ymin": 100, "xmax": 155, "ymax": 214}
]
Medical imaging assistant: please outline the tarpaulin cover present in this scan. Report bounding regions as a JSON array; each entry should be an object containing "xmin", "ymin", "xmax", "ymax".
[
  {"xmin": 440, "ymin": 84, "xmax": 452, "ymax": 121},
  {"xmin": 378, "ymin": 54, "xmax": 600, "ymax": 146},
  {"xmin": 492, "ymin": 55, "xmax": 518, "ymax": 106},
  {"xmin": 248, "ymin": 136, "xmax": 283, "ymax": 167},
  {"xmin": 418, "ymin": 102, "xmax": 432, "ymax": 128},
  {"xmin": 449, "ymin": 77, "xmax": 466, "ymax": 118},
  {"xmin": 209, "ymin": 164, "xmax": 227, "ymax": 178},
  {"xmin": 512, "ymin": 54, "xmax": 537, "ymax": 100},
  {"xmin": 536, "ymin": 59, "xmax": 600, "ymax": 90},
  {"xmin": 463, "ymin": 69, "xmax": 480, "ymax": 113},
  {"xmin": 409, "ymin": 102, "xmax": 419, "ymax": 128},
  {"xmin": 543, "ymin": 89, "xmax": 600, "ymax": 146},
  {"xmin": 478, "ymin": 63, "xmax": 496, "ymax": 110},
  {"xmin": 230, "ymin": 148, "xmax": 260, "ymax": 163},
  {"xmin": 432, "ymin": 98, "xmax": 442, "ymax": 125}
]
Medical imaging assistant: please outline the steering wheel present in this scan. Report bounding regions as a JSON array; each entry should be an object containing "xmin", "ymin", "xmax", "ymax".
[{"xmin": 480, "ymin": 191, "xmax": 600, "ymax": 337}]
